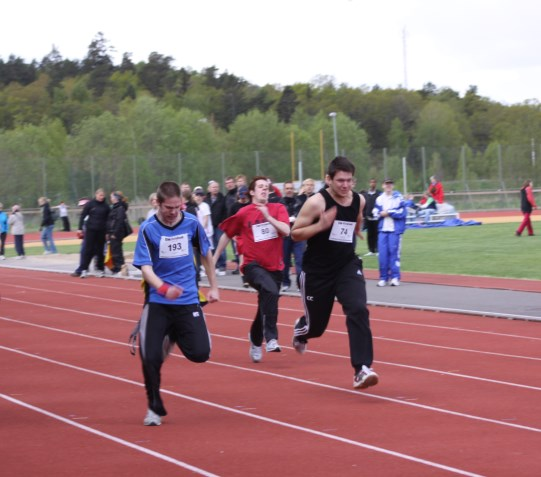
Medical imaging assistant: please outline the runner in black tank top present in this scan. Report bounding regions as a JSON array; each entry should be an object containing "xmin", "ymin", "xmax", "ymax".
[{"xmin": 291, "ymin": 156, "xmax": 379, "ymax": 390}]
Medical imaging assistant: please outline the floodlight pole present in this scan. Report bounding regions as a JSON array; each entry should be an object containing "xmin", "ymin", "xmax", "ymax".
[{"xmin": 329, "ymin": 112, "xmax": 338, "ymax": 157}]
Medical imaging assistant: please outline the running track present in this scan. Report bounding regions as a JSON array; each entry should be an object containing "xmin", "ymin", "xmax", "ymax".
[{"xmin": 1, "ymin": 268, "xmax": 541, "ymax": 476}]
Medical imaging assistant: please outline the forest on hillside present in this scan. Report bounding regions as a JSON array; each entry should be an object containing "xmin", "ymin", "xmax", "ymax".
[{"xmin": 1, "ymin": 32, "xmax": 540, "ymax": 206}]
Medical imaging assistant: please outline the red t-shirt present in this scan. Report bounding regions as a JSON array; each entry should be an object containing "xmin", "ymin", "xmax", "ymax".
[{"xmin": 219, "ymin": 202, "xmax": 289, "ymax": 272}]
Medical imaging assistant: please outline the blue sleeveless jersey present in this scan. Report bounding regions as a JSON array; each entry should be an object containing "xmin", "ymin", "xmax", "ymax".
[{"xmin": 133, "ymin": 212, "xmax": 211, "ymax": 305}]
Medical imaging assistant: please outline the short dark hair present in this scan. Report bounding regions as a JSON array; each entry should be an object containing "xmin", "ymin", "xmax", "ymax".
[
  {"xmin": 327, "ymin": 156, "xmax": 355, "ymax": 179},
  {"xmin": 248, "ymin": 175, "xmax": 268, "ymax": 193},
  {"xmin": 157, "ymin": 181, "xmax": 181, "ymax": 204}
]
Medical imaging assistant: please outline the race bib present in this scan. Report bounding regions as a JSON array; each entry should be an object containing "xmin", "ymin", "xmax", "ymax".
[
  {"xmin": 252, "ymin": 222, "xmax": 278, "ymax": 242},
  {"xmin": 159, "ymin": 234, "xmax": 189, "ymax": 258},
  {"xmin": 329, "ymin": 220, "xmax": 355, "ymax": 243}
]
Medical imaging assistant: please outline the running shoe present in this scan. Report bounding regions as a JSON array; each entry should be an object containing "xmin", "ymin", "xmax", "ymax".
[
  {"xmin": 377, "ymin": 280, "xmax": 386, "ymax": 287},
  {"xmin": 266, "ymin": 339, "xmax": 281, "ymax": 353},
  {"xmin": 353, "ymin": 365, "xmax": 379, "ymax": 389},
  {"xmin": 143, "ymin": 408, "xmax": 162, "ymax": 426},
  {"xmin": 248, "ymin": 334, "xmax": 262, "ymax": 363},
  {"xmin": 80, "ymin": 270, "xmax": 87, "ymax": 279},
  {"xmin": 390, "ymin": 278, "xmax": 400, "ymax": 286},
  {"xmin": 292, "ymin": 336, "xmax": 307, "ymax": 354}
]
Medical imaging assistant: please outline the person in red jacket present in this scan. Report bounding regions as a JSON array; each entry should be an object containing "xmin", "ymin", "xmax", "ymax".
[
  {"xmin": 427, "ymin": 175, "xmax": 445, "ymax": 204},
  {"xmin": 516, "ymin": 179, "xmax": 537, "ymax": 236}
]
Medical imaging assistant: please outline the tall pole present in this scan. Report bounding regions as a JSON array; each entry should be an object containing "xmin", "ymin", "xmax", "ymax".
[{"xmin": 329, "ymin": 112, "xmax": 338, "ymax": 157}]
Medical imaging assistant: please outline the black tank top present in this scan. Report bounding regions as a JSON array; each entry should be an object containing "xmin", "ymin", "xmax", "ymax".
[{"xmin": 303, "ymin": 188, "xmax": 360, "ymax": 274}]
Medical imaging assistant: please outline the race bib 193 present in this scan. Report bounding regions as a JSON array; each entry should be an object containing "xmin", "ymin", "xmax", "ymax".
[
  {"xmin": 252, "ymin": 222, "xmax": 278, "ymax": 242},
  {"xmin": 329, "ymin": 220, "xmax": 355, "ymax": 243},
  {"xmin": 159, "ymin": 234, "xmax": 189, "ymax": 258}
]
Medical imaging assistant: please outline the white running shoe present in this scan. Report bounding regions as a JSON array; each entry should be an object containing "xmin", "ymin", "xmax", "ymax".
[
  {"xmin": 143, "ymin": 408, "xmax": 162, "ymax": 426},
  {"xmin": 280, "ymin": 285, "xmax": 290, "ymax": 293},
  {"xmin": 95, "ymin": 270, "xmax": 105, "ymax": 278},
  {"xmin": 266, "ymin": 339, "xmax": 281, "ymax": 353},
  {"xmin": 377, "ymin": 280, "xmax": 387, "ymax": 287},
  {"xmin": 249, "ymin": 334, "xmax": 263, "ymax": 363},
  {"xmin": 353, "ymin": 365, "xmax": 379, "ymax": 389},
  {"xmin": 80, "ymin": 270, "xmax": 87, "ymax": 278},
  {"xmin": 216, "ymin": 269, "xmax": 227, "ymax": 276},
  {"xmin": 390, "ymin": 278, "xmax": 400, "ymax": 286},
  {"xmin": 0, "ymin": 255, "xmax": 5, "ymax": 260}
]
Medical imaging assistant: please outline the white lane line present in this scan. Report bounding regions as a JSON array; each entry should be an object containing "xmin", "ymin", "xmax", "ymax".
[
  {"xmin": 2, "ymin": 318, "xmax": 541, "ymax": 432},
  {"xmin": 0, "ymin": 346, "xmax": 484, "ymax": 477},
  {"xmin": 0, "ymin": 393, "xmax": 220, "ymax": 477}
]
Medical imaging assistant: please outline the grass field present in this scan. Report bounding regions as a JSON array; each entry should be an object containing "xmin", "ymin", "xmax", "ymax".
[
  {"xmin": 4, "ymin": 222, "xmax": 539, "ymax": 281},
  {"xmin": 358, "ymin": 222, "xmax": 540, "ymax": 280}
]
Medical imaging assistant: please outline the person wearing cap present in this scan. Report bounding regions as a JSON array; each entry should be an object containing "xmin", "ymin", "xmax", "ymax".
[
  {"xmin": 291, "ymin": 156, "xmax": 378, "ymax": 390},
  {"xmin": 372, "ymin": 178, "xmax": 408, "ymax": 287},
  {"xmin": 214, "ymin": 176, "xmax": 290, "ymax": 362}
]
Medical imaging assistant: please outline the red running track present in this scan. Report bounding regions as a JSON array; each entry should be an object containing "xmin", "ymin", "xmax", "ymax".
[{"xmin": 1, "ymin": 268, "xmax": 541, "ymax": 476}]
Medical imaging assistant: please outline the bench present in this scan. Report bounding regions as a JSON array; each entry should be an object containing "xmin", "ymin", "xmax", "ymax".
[{"xmin": 406, "ymin": 212, "xmax": 460, "ymax": 225}]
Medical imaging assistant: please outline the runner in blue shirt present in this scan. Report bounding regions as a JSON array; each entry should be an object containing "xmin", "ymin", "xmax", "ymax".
[{"xmin": 133, "ymin": 181, "xmax": 219, "ymax": 426}]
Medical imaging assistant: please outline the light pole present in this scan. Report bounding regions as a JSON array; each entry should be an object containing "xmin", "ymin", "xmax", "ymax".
[{"xmin": 329, "ymin": 112, "xmax": 338, "ymax": 157}]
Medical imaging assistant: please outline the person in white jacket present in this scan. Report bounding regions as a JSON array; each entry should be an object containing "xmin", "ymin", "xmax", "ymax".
[{"xmin": 8, "ymin": 204, "xmax": 25, "ymax": 259}]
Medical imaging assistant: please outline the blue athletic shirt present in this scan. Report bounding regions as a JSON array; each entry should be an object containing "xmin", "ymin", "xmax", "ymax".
[{"xmin": 133, "ymin": 212, "xmax": 212, "ymax": 305}]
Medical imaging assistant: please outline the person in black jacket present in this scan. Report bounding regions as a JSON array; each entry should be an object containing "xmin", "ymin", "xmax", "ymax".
[
  {"xmin": 107, "ymin": 191, "xmax": 129, "ymax": 276},
  {"xmin": 205, "ymin": 180, "xmax": 228, "ymax": 275},
  {"xmin": 361, "ymin": 178, "xmax": 381, "ymax": 256},
  {"xmin": 72, "ymin": 188, "xmax": 110, "ymax": 278},
  {"xmin": 38, "ymin": 197, "xmax": 57, "ymax": 254}
]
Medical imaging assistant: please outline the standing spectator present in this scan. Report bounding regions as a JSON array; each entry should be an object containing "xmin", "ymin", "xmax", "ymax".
[
  {"xmin": 229, "ymin": 185, "xmax": 251, "ymax": 284},
  {"xmin": 267, "ymin": 178, "xmax": 282, "ymax": 203},
  {"xmin": 224, "ymin": 176, "xmax": 238, "ymax": 217},
  {"xmin": 280, "ymin": 181, "xmax": 305, "ymax": 291},
  {"xmin": 205, "ymin": 180, "xmax": 227, "ymax": 275},
  {"xmin": 214, "ymin": 176, "xmax": 290, "ymax": 362},
  {"xmin": 72, "ymin": 188, "xmax": 109, "ymax": 278},
  {"xmin": 235, "ymin": 174, "xmax": 247, "ymax": 190},
  {"xmin": 0, "ymin": 203, "xmax": 7, "ymax": 259},
  {"xmin": 516, "ymin": 179, "xmax": 537, "ymax": 236},
  {"xmin": 106, "ymin": 191, "xmax": 129, "ymax": 276},
  {"xmin": 38, "ymin": 197, "xmax": 57, "ymax": 254},
  {"xmin": 8, "ymin": 204, "xmax": 25, "ymax": 259},
  {"xmin": 132, "ymin": 181, "xmax": 219, "ymax": 426},
  {"xmin": 361, "ymin": 178, "xmax": 381, "ymax": 256},
  {"xmin": 181, "ymin": 182, "xmax": 198, "ymax": 216},
  {"xmin": 373, "ymin": 179, "xmax": 408, "ymax": 287},
  {"xmin": 146, "ymin": 193, "xmax": 158, "ymax": 219},
  {"xmin": 297, "ymin": 178, "xmax": 316, "ymax": 208},
  {"xmin": 57, "ymin": 201, "xmax": 71, "ymax": 231},
  {"xmin": 193, "ymin": 187, "xmax": 213, "ymax": 245},
  {"xmin": 427, "ymin": 175, "xmax": 444, "ymax": 204},
  {"xmin": 291, "ymin": 156, "xmax": 378, "ymax": 389},
  {"xmin": 71, "ymin": 198, "xmax": 91, "ymax": 276}
]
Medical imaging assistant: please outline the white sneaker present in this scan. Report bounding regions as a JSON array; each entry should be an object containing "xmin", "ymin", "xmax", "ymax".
[
  {"xmin": 216, "ymin": 269, "xmax": 226, "ymax": 276},
  {"xmin": 95, "ymin": 270, "xmax": 105, "ymax": 278},
  {"xmin": 280, "ymin": 285, "xmax": 290, "ymax": 293},
  {"xmin": 80, "ymin": 270, "xmax": 87, "ymax": 278},
  {"xmin": 390, "ymin": 278, "xmax": 400, "ymax": 286},
  {"xmin": 15, "ymin": 255, "xmax": 24, "ymax": 260},
  {"xmin": 248, "ymin": 334, "xmax": 263, "ymax": 363},
  {"xmin": 266, "ymin": 339, "xmax": 281, "ymax": 353},
  {"xmin": 377, "ymin": 280, "xmax": 387, "ymax": 287},
  {"xmin": 143, "ymin": 408, "xmax": 162, "ymax": 426},
  {"xmin": 353, "ymin": 365, "xmax": 379, "ymax": 389},
  {"xmin": 364, "ymin": 251, "xmax": 374, "ymax": 256},
  {"xmin": 0, "ymin": 255, "xmax": 5, "ymax": 260}
]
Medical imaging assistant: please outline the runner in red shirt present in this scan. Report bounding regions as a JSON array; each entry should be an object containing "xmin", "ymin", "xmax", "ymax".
[{"xmin": 214, "ymin": 176, "xmax": 290, "ymax": 362}]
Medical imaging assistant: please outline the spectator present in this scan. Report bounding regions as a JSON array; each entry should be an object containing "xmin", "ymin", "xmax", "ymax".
[
  {"xmin": 72, "ymin": 188, "xmax": 109, "ymax": 278},
  {"xmin": 8, "ymin": 204, "xmax": 25, "ymax": 259},
  {"xmin": 146, "ymin": 192, "xmax": 158, "ymax": 219},
  {"xmin": 361, "ymin": 178, "xmax": 381, "ymax": 256},
  {"xmin": 280, "ymin": 181, "xmax": 305, "ymax": 291},
  {"xmin": 235, "ymin": 174, "xmax": 247, "ymax": 189},
  {"xmin": 38, "ymin": 197, "xmax": 57, "ymax": 255},
  {"xmin": 0, "ymin": 203, "xmax": 7, "ymax": 260},
  {"xmin": 214, "ymin": 176, "xmax": 290, "ymax": 362},
  {"xmin": 57, "ymin": 201, "xmax": 71, "ymax": 231},
  {"xmin": 205, "ymin": 180, "xmax": 228, "ymax": 275},
  {"xmin": 516, "ymin": 179, "xmax": 537, "ymax": 236},
  {"xmin": 71, "ymin": 198, "xmax": 91, "ymax": 276},
  {"xmin": 224, "ymin": 176, "xmax": 238, "ymax": 217},
  {"xmin": 106, "ymin": 191, "xmax": 129, "ymax": 276},
  {"xmin": 427, "ymin": 175, "xmax": 444, "ymax": 204},
  {"xmin": 194, "ymin": 186, "xmax": 214, "ymax": 247},
  {"xmin": 230, "ymin": 185, "xmax": 251, "ymax": 284},
  {"xmin": 267, "ymin": 178, "xmax": 282, "ymax": 203},
  {"xmin": 373, "ymin": 179, "xmax": 408, "ymax": 287},
  {"xmin": 415, "ymin": 193, "xmax": 438, "ymax": 223},
  {"xmin": 181, "ymin": 182, "xmax": 198, "ymax": 216}
]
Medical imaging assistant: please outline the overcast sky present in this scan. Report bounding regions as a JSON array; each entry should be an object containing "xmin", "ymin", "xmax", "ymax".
[{"xmin": 2, "ymin": 0, "xmax": 540, "ymax": 105}]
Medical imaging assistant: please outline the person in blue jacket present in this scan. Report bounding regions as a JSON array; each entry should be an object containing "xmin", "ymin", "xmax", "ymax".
[{"xmin": 372, "ymin": 179, "xmax": 407, "ymax": 287}]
